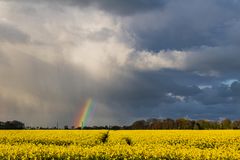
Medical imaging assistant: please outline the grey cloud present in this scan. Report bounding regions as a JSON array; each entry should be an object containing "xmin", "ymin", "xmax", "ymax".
[
  {"xmin": 193, "ymin": 81, "xmax": 240, "ymax": 105},
  {"xmin": 195, "ymin": 86, "xmax": 231, "ymax": 105},
  {"xmin": 185, "ymin": 46, "xmax": 240, "ymax": 73},
  {"xmin": 4, "ymin": 0, "xmax": 167, "ymax": 16},
  {"xmin": 231, "ymin": 81, "xmax": 240, "ymax": 96},
  {"xmin": 124, "ymin": 0, "xmax": 240, "ymax": 51},
  {"xmin": 0, "ymin": 52, "xmax": 92, "ymax": 126},
  {"xmin": 87, "ymin": 28, "xmax": 115, "ymax": 41},
  {"xmin": 0, "ymin": 23, "xmax": 29, "ymax": 43},
  {"xmin": 97, "ymin": 71, "xmax": 202, "ymax": 110},
  {"xmin": 154, "ymin": 102, "xmax": 240, "ymax": 120},
  {"xmin": 0, "ymin": 52, "xmax": 10, "ymax": 66},
  {"xmin": 17, "ymin": 0, "xmax": 167, "ymax": 16},
  {"xmin": 76, "ymin": 0, "xmax": 167, "ymax": 16}
]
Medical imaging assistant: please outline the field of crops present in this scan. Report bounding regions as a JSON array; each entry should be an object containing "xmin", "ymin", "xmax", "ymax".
[{"xmin": 1, "ymin": 130, "xmax": 240, "ymax": 159}]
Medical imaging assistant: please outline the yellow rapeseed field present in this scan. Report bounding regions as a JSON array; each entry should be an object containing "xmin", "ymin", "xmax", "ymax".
[{"xmin": 1, "ymin": 130, "xmax": 240, "ymax": 159}]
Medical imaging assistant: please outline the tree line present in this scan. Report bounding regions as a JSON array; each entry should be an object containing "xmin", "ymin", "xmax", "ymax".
[
  {"xmin": 76, "ymin": 118, "xmax": 240, "ymax": 130},
  {"xmin": 130, "ymin": 118, "xmax": 240, "ymax": 130},
  {"xmin": 0, "ymin": 120, "xmax": 25, "ymax": 129},
  {"xmin": 1, "ymin": 118, "xmax": 240, "ymax": 130}
]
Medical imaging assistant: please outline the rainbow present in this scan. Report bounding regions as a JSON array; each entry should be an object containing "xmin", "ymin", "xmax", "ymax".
[{"xmin": 74, "ymin": 98, "xmax": 95, "ymax": 128}]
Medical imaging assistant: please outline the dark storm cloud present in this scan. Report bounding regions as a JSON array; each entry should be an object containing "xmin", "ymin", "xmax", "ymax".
[
  {"xmin": 124, "ymin": 0, "xmax": 240, "ymax": 50},
  {"xmin": 193, "ymin": 81, "xmax": 240, "ymax": 105},
  {"xmin": 185, "ymin": 46, "xmax": 240, "ymax": 73},
  {"xmin": 69, "ymin": 0, "xmax": 167, "ymax": 15},
  {"xmin": 231, "ymin": 81, "xmax": 240, "ymax": 96},
  {"xmin": 104, "ymin": 71, "xmax": 201, "ymax": 102},
  {"xmin": 153, "ymin": 102, "xmax": 240, "ymax": 120},
  {"xmin": 95, "ymin": 70, "xmax": 204, "ymax": 117},
  {"xmin": 6, "ymin": 0, "xmax": 167, "ymax": 16}
]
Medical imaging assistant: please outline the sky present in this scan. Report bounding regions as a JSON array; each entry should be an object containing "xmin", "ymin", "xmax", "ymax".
[{"xmin": 0, "ymin": 0, "xmax": 240, "ymax": 127}]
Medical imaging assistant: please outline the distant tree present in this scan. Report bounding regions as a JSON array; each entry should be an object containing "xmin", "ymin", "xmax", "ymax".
[
  {"xmin": 4, "ymin": 120, "xmax": 25, "ymax": 129},
  {"xmin": 163, "ymin": 118, "xmax": 175, "ymax": 129},
  {"xmin": 196, "ymin": 120, "xmax": 220, "ymax": 130},
  {"xmin": 233, "ymin": 120, "xmax": 240, "ymax": 129},
  {"xmin": 111, "ymin": 126, "xmax": 121, "ymax": 130},
  {"xmin": 131, "ymin": 120, "xmax": 147, "ymax": 129},
  {"xmin": 209, "ymin": 121, "xmax": 221, "ymax": 129},
  {"xmin": 147, "ymin": 118, "xmax": 159, "ymax": 129},
  {"xmin": 176, "ymin": 118, "xmax": 194, "ymax": 129},
  {"xmin": 0, "ymin": 121, "xmax": 5, "ymax": 129},
  {"xmin": 193, "ymin": 123, "xmax": 201, "ymax": 130},
  {"xmin": 150, "ymin": 120, "xmax": 162, "ymax": 129},
  {"xmin": 64, "ymin": 125, "xmax": 69, "ymax": 129},
  {"xmin": 122, "ymin": 125, "xmax": 131, "ymax": 130},
  {"xmin": 221, "ymin": 118, "xmax": 232, "ymax": 129},
  {"xmin": 197, "ymin": 120, "xmax": 210, "ymax": 129}
]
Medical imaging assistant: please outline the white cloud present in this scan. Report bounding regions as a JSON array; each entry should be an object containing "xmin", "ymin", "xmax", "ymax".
[{"xmin": 129, "ymin": 50, "xmax": 187, "ymax": 71}]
